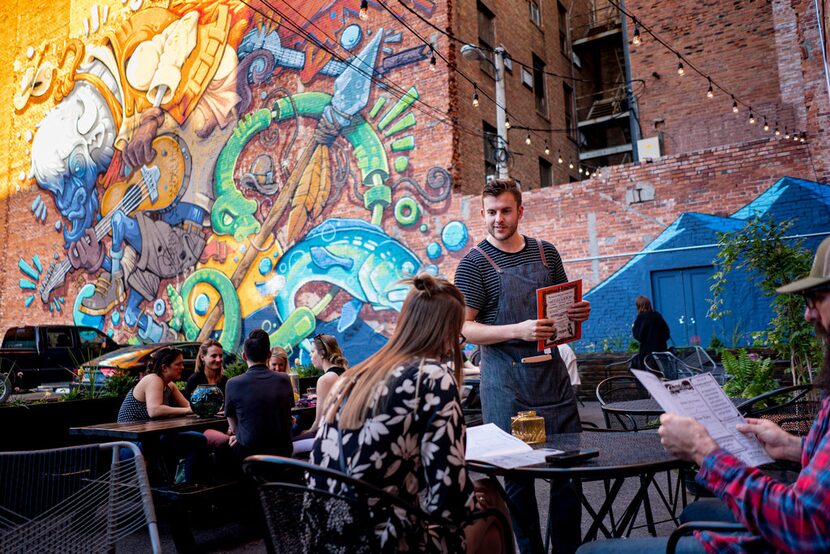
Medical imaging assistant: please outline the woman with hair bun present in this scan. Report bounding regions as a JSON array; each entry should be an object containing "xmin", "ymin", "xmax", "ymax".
[
  {"xmin": 293, "ymin": 334, "xmax": 348, "ymax": 450},
  {"xmin": 117, "ymin": 347, "xmax": 193, "ymax": 422},
  {"xmin": 309, "ymin": 274, "xmax": 512, "ymax": 553}
]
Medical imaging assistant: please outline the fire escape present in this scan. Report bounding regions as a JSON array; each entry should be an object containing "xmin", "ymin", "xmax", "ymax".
[{"xmin": 570, "ymin": 2, "xmax": 635, "ymax": 167}]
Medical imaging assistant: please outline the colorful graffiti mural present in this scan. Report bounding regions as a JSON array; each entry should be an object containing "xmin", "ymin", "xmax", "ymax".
[{"xmin": 12, "ymin": 0, "xmax": 465, "ymax": 365}]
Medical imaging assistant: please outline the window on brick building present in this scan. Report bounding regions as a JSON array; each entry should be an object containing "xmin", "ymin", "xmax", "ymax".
[
  {"xmin": 563, "ymin": 82, "xmax": 575, "ymax": 138},
  {"xmin": 483, "ymin": 121, "xmax": 498, "ymax": 178},
  {"xmin": 539, "ymin": 157, "xmax": 552, "ymax": 188},
  {"xmin": 533, "ymin": 53, "xmax": 547, "ymax": 115},
  {"xmin": 477, "ymin": 1, "xmax": 496, "ymax": 78},
  {"xmin": 558, "ymin": 2, "xmax": 569, "ymax": 56},
  {"xmin": 529, "ymin": 0, "xmax": 541, "ymax": 27}
]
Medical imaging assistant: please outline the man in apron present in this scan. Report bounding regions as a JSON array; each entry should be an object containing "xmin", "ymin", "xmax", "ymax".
[{"xmin": 455, "ymin": 178, "xmax": 591, "ymax": 554}]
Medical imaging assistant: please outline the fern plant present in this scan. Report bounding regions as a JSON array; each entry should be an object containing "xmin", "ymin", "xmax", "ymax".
[{"xmin": 722, "ymin": 349, "xmax": 778, "ymax": 400}]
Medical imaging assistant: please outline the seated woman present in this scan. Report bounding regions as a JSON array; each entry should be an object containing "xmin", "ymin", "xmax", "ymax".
[
  {"xmin": 269, "ymin": 346, "xmax": 289, "ymax": 373},
  {"xmin": 293, "ymin": 334, "xmax": 347, "ymax": 450},
  {"xmin": 184, "ymin": 339, "xmax": 228, "ymax": 400},
  {"xmin": 118, "ymin": 347, "xmax": 192, "ymax": 422},
  {"xmin": 309, "ymin": 275, "xmax": 511, "ymax": 553}
]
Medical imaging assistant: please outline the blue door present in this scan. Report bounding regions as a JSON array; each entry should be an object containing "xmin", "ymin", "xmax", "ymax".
[{"xmin": 651, "ymin": 266, "xmax": 715, "ymax": 347}]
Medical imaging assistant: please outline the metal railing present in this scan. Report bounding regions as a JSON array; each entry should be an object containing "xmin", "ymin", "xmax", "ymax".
[{"xmin": 570, "ymin": 1, "xmax": 621, "ymax": 41}]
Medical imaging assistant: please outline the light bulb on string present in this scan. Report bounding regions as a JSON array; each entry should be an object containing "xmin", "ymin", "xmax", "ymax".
[
  {"xmin": 557, "ymin": 151, "xmax": 563, "ymax": 164},
  {"xmin": 732, "ymin": 96, "xmax": 739, "ymax": 113},
  {"xmin": 525, "ymin": 133, "xmax": 531, "ymax": 146},
  {"xmin": 544, "ymin": 142, "xmax": 550, "ymax": 156},
  {"xmin": 706, "ymin": 79, "xmax": 714, "ymax": 99},
  {"xmin": 774, "ymin": 122, "xmax": 781, "ymax": 136},
  {"xmin": 748, "ymin": 108, "xmax": 755, "ymax": 124},
  {"xmin": 504, "ymin": 118, "xmax": 511, "ymax": 129},
  {"xmin": 578, "ymin": 167, "xmax": 583, "ymax": 174},
  {"xmin": 359, "ymin": 0, "xmax": 369, "ymax": 20},
  {"xmin": 676, "ymin": 55, "xmax": 685, "ymax": 76},
  {"xmin": 632, "ymin": 22, "xmax": 641, "ymax": 46},
  {"xmin": 800, "ymin": 133, "xmax": 807, "ymax": 143},
  {"xmin": 568, "ymin": 161, "xmax": 574, "ymax": 169},
  {"xmin": 429, "ymin": 47, "xmax": 436, "ymax": 71},
  {"xmin": 784, "ymin": 128, "xmax": 790, "ymax": 139},
  {"xmin": 763, "ymin": 118, "xmax": 769, "ymax": 132},
  {"xmin": 793, "ymin": 132, "xmax": 800, "ymax": 141},
  {"xmin": 472, "ymin": 86, "xmax": 479, "ymax": 108}
]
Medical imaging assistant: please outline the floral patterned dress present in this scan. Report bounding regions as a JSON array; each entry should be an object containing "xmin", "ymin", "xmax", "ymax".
[{"xmin": 309, "ymin": 358, "xmax": 476, "ymax": 553}]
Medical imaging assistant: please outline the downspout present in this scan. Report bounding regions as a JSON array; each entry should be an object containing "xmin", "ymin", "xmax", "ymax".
[{"xmin": 619, "ymin": 0, "xmax": 640, "ymax": 162}]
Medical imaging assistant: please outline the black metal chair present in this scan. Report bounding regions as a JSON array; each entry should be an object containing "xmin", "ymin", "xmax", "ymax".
[
  {"xmin": 737, "ymin": 384, "xmax": 820, "ymax": 437},
  {"xmin": 243, "ymin": 455, "xmax": 513, "ymax": 554},
  {"xmin": 666, "ymin": 521, "xmax": 748, "ymax": 553},
  {"xmin": 595, "ymin": 375, "xmax": 658, "ymax": 431}
]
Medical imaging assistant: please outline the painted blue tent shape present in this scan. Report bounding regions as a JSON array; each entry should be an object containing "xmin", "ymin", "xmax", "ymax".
[{"xmin": 578, "ymin": 177, "xmax": 830, "ymax": 350}]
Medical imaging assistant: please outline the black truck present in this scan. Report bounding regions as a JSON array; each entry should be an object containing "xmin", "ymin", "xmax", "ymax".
[{"xmin": 0, "ymin": 325, "xmax": 120, "ymax": 401}]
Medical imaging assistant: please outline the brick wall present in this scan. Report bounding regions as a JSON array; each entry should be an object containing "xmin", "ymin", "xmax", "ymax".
[{"xmin": 453, "ymin": 136, "xmax": 821, "ymax": 287}]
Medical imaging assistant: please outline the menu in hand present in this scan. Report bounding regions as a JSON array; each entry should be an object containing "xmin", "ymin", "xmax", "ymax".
[{"xmin": 536, "ymin": 279, "xmax": 582, "ymax": 351}]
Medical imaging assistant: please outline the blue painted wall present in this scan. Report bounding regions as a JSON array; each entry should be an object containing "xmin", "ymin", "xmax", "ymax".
[{"xmin": 577, "ymin": 177, "xmax": 830, "ymax": 351}]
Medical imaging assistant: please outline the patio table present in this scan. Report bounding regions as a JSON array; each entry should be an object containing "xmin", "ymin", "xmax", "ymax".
[{"xmin": 468, "ymin": 431, "xmax": 691, "ymax": 549}]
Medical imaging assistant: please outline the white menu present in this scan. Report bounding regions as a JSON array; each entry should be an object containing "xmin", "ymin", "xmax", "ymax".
[
  {"xmin": 631, "ymin": 370, "xmax": 773, "ymax": 467},
  {"xmin": 466, "ymin": 423, "xmax": 562, "ymax": 469}
]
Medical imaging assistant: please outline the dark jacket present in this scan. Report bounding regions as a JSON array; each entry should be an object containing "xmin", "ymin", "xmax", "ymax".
[{"xmin": 632, "ymin": 310, "xmax": 671, "ymax": 369}]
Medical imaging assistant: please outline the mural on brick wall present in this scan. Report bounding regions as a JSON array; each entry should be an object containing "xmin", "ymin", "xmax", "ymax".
[{"xmin": 11, "ymin": 0, "xmax": 466, "ymax": 364}]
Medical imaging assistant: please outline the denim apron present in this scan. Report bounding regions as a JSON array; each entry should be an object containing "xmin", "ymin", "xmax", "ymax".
[{"xmin": 477, "ymin": 238, "xmax": 580, "ymax": 438}]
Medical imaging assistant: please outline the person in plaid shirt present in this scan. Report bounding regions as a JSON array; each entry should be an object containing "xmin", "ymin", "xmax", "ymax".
[{"xmin": 579, "ymin": 236, "xmax": 830, "ymax": 554}]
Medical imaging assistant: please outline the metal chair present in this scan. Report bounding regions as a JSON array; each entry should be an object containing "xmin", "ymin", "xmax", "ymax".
[
  {"xmin": 737, "ymin": 384, "xmax": 820, "ymax": 436},
  {"xmin": 244, "ymin": 455, "xmax": 513, "ymax": 554},
  {"xmin": 595, "ymin": 375, "xmax": 657, "ymax": 431},
  {"xmin": 645, "ymin": 350, "xmax": 729, "ymax": 384},
  {"xmin": 666, "ymin": 521, "xmax": 748, "ymax": 553},
  {"xmin": 0, "ymin": 441, "xmax": 160, "ymax": 553}
]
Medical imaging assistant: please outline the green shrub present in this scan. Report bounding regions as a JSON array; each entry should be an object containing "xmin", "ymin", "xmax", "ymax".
[
  {"xmin": 294, "ymin": 363, "xmax": 323, "ymax": 378},
  {"xmin": 722, "ymin": 349, "xmax": 778, "ymax": 400},
  {"xmin": 224, "ymin": 358, "xmax": 248, "ymax": 379}
]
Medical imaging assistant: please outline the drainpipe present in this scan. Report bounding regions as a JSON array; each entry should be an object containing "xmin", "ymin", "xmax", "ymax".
[{"xmin": 619, "ymin": 0, "xmax": 640, "ymax": 162}]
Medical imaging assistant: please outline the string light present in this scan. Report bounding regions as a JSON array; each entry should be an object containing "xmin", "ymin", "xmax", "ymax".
[
  {"xmin": 359, "ymin": 0, "xmax": 369, "ymax": 20},
  {"xmin": 800, "ymin": 133, "xmax": 807, "ymax": 143},
  {"xmin": 525, "ymin": 133, "xmax": 531, "ymax": 145},
  {"xmin": 568, "ymin": 161, "xmax": 574, "ymax": 169},
  {"xmin": 706, "ymin": 79, "xmax": 714, "ymax": 99},
  {"xmin": 774, "ymin": 122, "xmax": 781, "ymax": 136},
  {"xmin": 578, "ymin": 167, "xmax": 583, "ymax": 174},
  {"xmin": 429, "ymin": 46, "xmax": 436, "ymax": 71},
  {"xmin": 748, "ymin": 108, "xmax": 755, "ymax": 124},
  {"xmin": 544, "ymin": 142, "xmax": 550, "ymax": 155},
  {"xmin": 784, "ymin": 128, "xmax": 790, "ymax": 139},
  {"xmin": 505, "ymin": 117, "xmax": 511, "ymax": 129},
  {"xmin": 793, "ymin": 132, "xmax": 800, "ymax": 141},
  {"xmin": 557, "ymin": 151, "xmax": 563, "ymax": 164},
  {"xmin": 472, "ymin": 85, "xmax": 479, "ymax": 108},
  {"xmin": 632, "ymin": 22, "xmax": 641, "ymax": 46},
  {"xmin": 732, "ymin": 96, "xmax": 739, "ymax": 113},
  {"xmin": 676, "ymin": 55, "xmax": 685, "ymax": 76},
  {"xmin": 763, "ymin": 117, "xmax": 769, "ymax": 132}
]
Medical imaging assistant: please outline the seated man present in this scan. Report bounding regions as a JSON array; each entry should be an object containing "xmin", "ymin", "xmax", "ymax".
[
  {"xmin": 578, "ymin": 236, "xmax": 830, "ymax": 553},
  {"xmin": 225, "ymin": 329, "xmax": 294, "ymax": 462}
]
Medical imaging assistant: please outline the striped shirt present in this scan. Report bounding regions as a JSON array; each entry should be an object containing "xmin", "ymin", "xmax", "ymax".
[{"xmin": 454, "ymin": 236, "xmax": 568, "ymax": 325}]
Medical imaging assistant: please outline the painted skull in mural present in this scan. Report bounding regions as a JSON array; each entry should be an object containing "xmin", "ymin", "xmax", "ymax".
[{"xmin": 31, "ymin": 79, "xmax": 117, "ymax": 245}]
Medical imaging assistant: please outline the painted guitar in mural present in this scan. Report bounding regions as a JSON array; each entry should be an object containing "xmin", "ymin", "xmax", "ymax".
[{"xmin": 39, "ymin": 135, "xmax": 188, "ymax": 303}]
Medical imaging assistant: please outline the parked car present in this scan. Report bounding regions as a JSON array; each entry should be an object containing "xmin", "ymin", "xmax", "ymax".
[
  {"xmin": 77, "ymin": 341, "xmax": 242, "ymax": 390},
  {"xmin": 0, "ymin": 325, "xmax": 120, "ymax": 402}
]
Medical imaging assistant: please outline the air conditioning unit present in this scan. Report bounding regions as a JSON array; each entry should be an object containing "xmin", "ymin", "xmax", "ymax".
[{"xmin": 637, "ymin": 135, "xmax": 663, "ymax": 162}]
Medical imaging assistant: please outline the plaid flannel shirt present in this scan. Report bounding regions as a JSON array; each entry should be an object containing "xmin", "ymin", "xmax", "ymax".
[{"xmin": 694, "ymin": 395, "xmax": 830, "ymax": 553}]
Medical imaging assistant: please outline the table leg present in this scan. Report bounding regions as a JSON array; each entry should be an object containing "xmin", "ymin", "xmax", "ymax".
[
  {"xmin": 581, "ymin": 477, "xmax": 626, "ymax": 542},
  {"xmin": 613, "ymin": 471, "xmax": 655, "ymax": 537}
]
